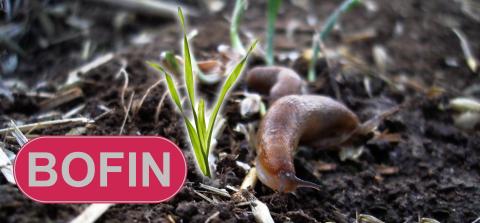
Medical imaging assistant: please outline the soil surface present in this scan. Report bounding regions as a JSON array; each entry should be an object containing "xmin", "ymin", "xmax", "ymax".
[{"xmin": 1, "ymin": 0, "xmax": 480, "ymax": 222}]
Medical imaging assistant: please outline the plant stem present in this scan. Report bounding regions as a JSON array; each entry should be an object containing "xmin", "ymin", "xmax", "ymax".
[
  {"xmin": 231, "ymin": 0, "xmax": 247, "ymax": 55},
  {"xmin": 308, "ymin": 0, "xmax": 360, "ymax": 82},
  {"xmin": 266, "ymin": 0, "xmax": 281, "ymax": 65},
  {"xmin": 204, "ymin": 154, "xmax": 211, "ymax": 177}
]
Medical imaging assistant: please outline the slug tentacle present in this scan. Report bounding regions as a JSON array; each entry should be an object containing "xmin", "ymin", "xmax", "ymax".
[{"xmin": 291, "ymin": 176, "xmax": 321, "ymax": 191}]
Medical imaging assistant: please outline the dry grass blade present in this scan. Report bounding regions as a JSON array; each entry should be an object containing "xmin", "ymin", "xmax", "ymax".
[
  {"xmin": 94, "ymin": 106, "xmax": 113, "ymax": 121},
  {"xmin": 117, "ymin": 68, "xmax": 130, "ymax": 113},
  {"xmin": 119, "ymin": 92, "xmax": 135, "ymax": 135},
  {"xmin": 199, "ymin": 183, "xmax": 231, "ymax": 198},
  {"xmin": 154, "ymin": 90, "xmax": 170, "ymax": 124},
  {"xmin": 0, "ymin": 118, "xmax": 94, "ymax": 134},
  {"xmin": 471, "ymin": 217, "xmax": 480, "ymax": 223},
  {"xmin": 65, "ymin": 53, "xmax": 115, "ymax": 87},
  {"xmin": 9, "ymin": 120, "xmax": 28, "ymax": 146},
  {"xmin": 0, "ymin": 146, "xmax": 15, "ymax": 184},
  {"xmin": 205, "ymin": 211, "xmax": 220, "ymax": 223},
  {"xmin": 452, "ymin": 28, "xmax": 478, "ymax": 73},
  {"xmin": 133, "ymin": 78, "xmax": 164, "ymax": 115},
  {"xmin": 69, "ymin": 204, "xmax": 114, "ymax": 223},
  {"xmin": 39, "ymin": 87, "xmax": 84, "ymax": 110},
  {"xmin": 63, "ymin": 104, "xmax": 86, "ymax": 119},
  {"xmin": 193, "ymin": 189, "xmax": 215, "ymax": 204},
  {"xmin": 86, "ymin": 0, "xmax": 198, "ymax": 17}
]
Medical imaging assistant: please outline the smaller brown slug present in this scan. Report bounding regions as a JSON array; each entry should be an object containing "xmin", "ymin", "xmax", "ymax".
[
  {"xmin": 255, "ymin": 95, "xmax": 396, "ymax": 192},
  {"xmin": 246, "ymin": 66, "xmax": 306, "ymax": 102}
]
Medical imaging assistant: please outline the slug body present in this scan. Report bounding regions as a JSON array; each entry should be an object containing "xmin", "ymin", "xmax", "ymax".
[
  {"xmin": 256, "ymin": 95, "xmax": 364, "ymax": 192},
  {"xmin": 246, "ymin": 66, "xmax": 305, "ymax": 102}
]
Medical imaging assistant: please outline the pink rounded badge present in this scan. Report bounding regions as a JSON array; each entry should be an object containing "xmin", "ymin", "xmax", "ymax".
[{"xmin": 14, "ymin": 136, "xmax": 187, "ymax": 203}]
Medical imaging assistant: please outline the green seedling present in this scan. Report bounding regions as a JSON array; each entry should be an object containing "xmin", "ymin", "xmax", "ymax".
[
  {"xmin": 231, "ymin": 0, "xmax": 247, "ymax": 55},
  {"xmin": 148, "ymin": 8, "xmax": 257, "ymax": 177},
  {"xmin": 266, "ymin": 0, "xmax": 281, "ymax": 65},
  {"xmin": 308, "ymin": 0, "xmax": 361, "ymax": 82}
]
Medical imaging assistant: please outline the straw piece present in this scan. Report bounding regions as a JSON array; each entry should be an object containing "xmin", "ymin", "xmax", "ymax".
[{"xmin": 0, "ymin": 118, "xmax": 93, "ymax": 134}]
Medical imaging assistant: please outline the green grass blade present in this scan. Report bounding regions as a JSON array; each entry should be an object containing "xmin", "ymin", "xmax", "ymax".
[
  {"xmin": 182, "ymin": 36, "xmax": 195, "ymax": 106},
  {"xmin": 320, "ymin": 0, "xmax": 360, "ymax": 41},
  {"xmin": 266, "ymin": 0, "xmax": 281, "ymax": 65},
  {"xmin": 230, "ymin": 0, "xmax": 247, "ymax": 55},
  {"xmin": 197, "ymin": 99, "xmax": 207, "ymax": 153},
  {"xmin": 147, "ymin": 61, "xmax": 183, "ymax": 112},
  {"xmin": 307, "ymin": 33, "xmax": 321, "ymax": 82},
  {"xmin": 178, "ymin": 8, "xmax": 195, "ymax": 108},
  {"xmin": 178, "ymin": 7, "xmax": 186, "ymax": 28},
  {"xmin": 308, "ymin": 0, "xmax": 360, "ymax": 82},
  {"xmin": 185, "ymin": 118, "xmax": 209, "ymax": 176},
  {"xmin": 206, "ymin": 40, "xmax": 258, "ymax": 149},
  {"xmin": 178, "ymin": 7, "xmax": 206, "ymax": 154}
]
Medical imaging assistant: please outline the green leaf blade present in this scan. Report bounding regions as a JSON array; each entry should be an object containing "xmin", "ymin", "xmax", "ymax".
[
  {"xmin": 206, "ymin": 40, "xmax": 258, "ymax": 149},
  {"xmin": 178, "ymin": 7, "xmax": 185, "ymax": 29},
  {"xmin": 183, "ymin": 35, "xmax": 195, "ymax": 107},
  {"xmin": 185, "ymin": 118, "xmax": 209, "ymax": 176},
  {"xmin": 147, "ymin": 61, "xmax": 183, "ymax": 112},
  {"xmin": 266, "ymin": 0, "xmax": 281, "ymax": 65},
  {"xmin": 198, "ymin": 99, "xmax": 207, "ymax": 147},
  {"xmin": 230, "ymin": 0, "xmax": 247, "ymax": 55},
  {"xmin": 308, "ymin": 0, "xmax": 360, "ymax": 82}
]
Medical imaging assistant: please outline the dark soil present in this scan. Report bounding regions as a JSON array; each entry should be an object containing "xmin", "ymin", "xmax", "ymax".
[{"xmin": 1, "ymin": 0, "xmax": 480, "ymax": 222}]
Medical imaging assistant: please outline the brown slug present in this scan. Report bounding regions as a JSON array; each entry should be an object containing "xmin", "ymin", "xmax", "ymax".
[
  {"xmin": 246, "ymin": 66, "xmax": 399, "ymax": 192},
  {"xmin": 246, "ymin": 66, "xmax": 306, "ymax": 102},
  {"xmin": 255, "ymin": 95, "xmax": 392, "ymax": 192}
]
